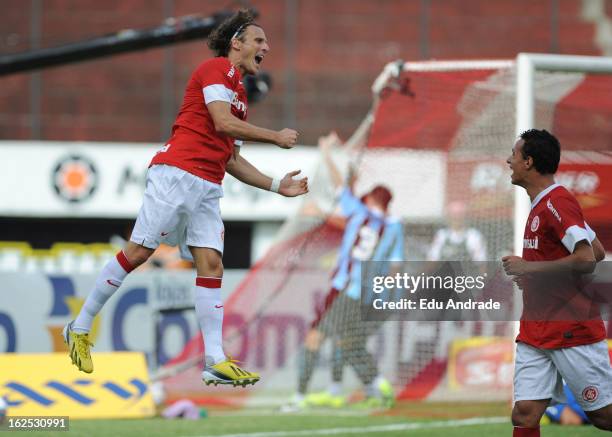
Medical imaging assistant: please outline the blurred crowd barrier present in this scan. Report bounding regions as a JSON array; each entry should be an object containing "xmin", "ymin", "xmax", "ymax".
[{"xmin": 0, "ymin": 242, "xmax": 192, "ymax": 273}]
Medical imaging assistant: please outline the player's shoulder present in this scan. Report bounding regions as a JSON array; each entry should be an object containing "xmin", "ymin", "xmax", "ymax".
[
  {"xmin": 549, "ymin": 184, "xmax": 573, "ymax": 199},
  {"xmin": 541, "ymin": 184, "xmax": 583, "ymax": 226},
  {"xmin": 548, "ymin": 185, "xmax": 580, "ymax": 208},
  {"xmin": 195, "ymin": 57, "xmax": 237, "ymax": 80},
  {"xmin": 198, "ymin": 56, "xmax": 231, "ymax": 69}
]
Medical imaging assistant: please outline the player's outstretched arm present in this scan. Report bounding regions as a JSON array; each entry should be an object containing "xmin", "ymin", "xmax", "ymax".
[
  {"xmin": 226, "ymin": 150, "xmax": 308, "ymax": 197},
  {"xmin": 318, "ymin": 132, "xmax": 344, "ymax": 189},
  {"xmin": 208, "ymin": 101, "xmax": 298, "ymax": 149}
]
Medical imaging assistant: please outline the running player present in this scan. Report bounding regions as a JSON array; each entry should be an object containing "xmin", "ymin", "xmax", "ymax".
[
  {"xmin": 503, "ymin": 129, "xmax": 612, "ymax": 435},
  {"xmin": 63, "ymin": 10, "xmax": 308, "ymax": 388}
]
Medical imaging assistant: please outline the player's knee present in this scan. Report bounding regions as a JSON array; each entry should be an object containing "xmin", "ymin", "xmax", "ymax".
[
  {"xmin": 207, "ymin": 256, "xmax": 223, "ymax": 276},
  {"xmin": 511, "ymin": 402, "xmax": 541, "ymax": 427},
  {"xmin": 191, "ymin": 248, "xmax": 223, "ymax": 277},
  {"xmin": 123, "ymin": 244, "xmax": 154, "ymax": 267},
  {"xmin": 590, "ymin": 415, "xmax": 612, "ymax": 431},
  {"xmin": 587, "ymin": 406, "xmax": 612, "ymax": 431}
]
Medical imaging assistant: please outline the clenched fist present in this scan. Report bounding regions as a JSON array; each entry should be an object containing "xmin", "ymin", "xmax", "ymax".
[{"xmin": 276, "ymin": 128, "xmax": 299, "ymax": 149}]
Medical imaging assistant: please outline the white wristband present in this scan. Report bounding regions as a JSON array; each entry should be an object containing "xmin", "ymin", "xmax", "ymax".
[{"xmin": 270, "ymin": 177, "xmax": 281, "ymax": 193}]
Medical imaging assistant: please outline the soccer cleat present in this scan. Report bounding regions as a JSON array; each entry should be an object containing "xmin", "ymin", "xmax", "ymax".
[
  {"xmin": 201, "ymin": 357, "xmax": 260, "ymax": 388},
  {"xmin": 62, "ymin": 321, "xmax": 94, "ymax": 373},
  {"xmin": 304, "ymin": 391, "xmax": 346, "ymax": 408},
  {"xmin": 377, "ymin": 377, "xmax": 395, "ymax": 408}
]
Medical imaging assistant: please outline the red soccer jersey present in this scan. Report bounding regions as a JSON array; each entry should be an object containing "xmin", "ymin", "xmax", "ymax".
[
  {"xmin": 517, "ymin": 183, "xmax": 605, "ymax": 349},
  {"xmin": 150, "ymin": 57, "xmax": 247, "ymax": 184}
]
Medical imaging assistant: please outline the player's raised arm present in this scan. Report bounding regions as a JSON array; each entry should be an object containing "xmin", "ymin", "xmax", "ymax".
[
  {"xmin": 318, "ymin": 132, "xmax": 344, "ymax": 189},
  {"xmin": 226, "ymin": 149, "xmax": 308, "ymax": 197},
  {"xmin": 208, "ymin": 101, "xmax": 298, "ymax": 149}
]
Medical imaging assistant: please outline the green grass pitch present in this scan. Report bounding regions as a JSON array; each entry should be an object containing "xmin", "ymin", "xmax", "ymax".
[{"xmin": 22, "ymin": 402, "xmax": 603, "ymax": 437}]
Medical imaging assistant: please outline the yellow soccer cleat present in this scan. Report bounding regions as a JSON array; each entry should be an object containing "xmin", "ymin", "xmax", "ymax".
[
  {"xmin": 304, "ymin": 391, "xmax": 346, "ymax": 408},
  {"xmin": 201, "ymin": 357, "xmax": 260, "ymax": 388},
  {"xmin": 377, "ymin": 377, "xmax": 396, "ymax": 408},
  {"xmin": 62, "ymin": 321, "xmax": 94, "ymax": 373}
]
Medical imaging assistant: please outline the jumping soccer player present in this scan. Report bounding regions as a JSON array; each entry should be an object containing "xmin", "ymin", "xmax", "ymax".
[
  {"xmin": 63, "ymin": 10, "xmax": 308, "ymax": 387},
  {"xmin": 503, "ymin": 129, "xmax": 612, "ymax": 435}
]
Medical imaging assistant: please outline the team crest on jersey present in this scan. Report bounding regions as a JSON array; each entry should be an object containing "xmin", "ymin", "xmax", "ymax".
[
  {"xmin": 530, "ymin": 215, "xmax": 539, "ymax": 232},
  {"xmin": 52, "ymin": 154, "xmax": 98, "ymax": 203},
  {"xmin": 227, "ymin": 66, "xmax": 235, "ymax": 78},
  {"xmin": 582, "ymin": 385, "xmax": 599, "ymax": 402}
]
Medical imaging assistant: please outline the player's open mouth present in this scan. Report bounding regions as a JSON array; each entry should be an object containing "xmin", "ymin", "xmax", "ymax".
[{"xmin": 255, "ymin": 54, "xmax": 264, "ymax": 65}]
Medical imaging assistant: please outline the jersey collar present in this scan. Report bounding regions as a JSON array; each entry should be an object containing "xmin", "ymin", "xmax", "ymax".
[{"xmin": 531, "ymin": 183, "xmax": 561, "ymax": 210}]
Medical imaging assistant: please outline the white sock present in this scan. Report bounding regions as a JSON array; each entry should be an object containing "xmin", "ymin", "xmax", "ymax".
[
  {"xmin": 73, "ymin": 251, "xmax": 134, "ymax": 333},
  {"xmin": 195, "ymin": 277, "xmax": 225, "ymax": 364},
  {"xmin": 328, "ymin": 382, "xmax": 342, "ymax": 396}
]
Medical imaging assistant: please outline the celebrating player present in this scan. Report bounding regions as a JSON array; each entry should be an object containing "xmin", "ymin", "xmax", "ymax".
[
  {"xmin": 503, "ymin": 129, "xmax": 612, "ymax": 435},
  {"xmin": 62, "ymin": 9, "xmax": 308, "ymax": 387}
]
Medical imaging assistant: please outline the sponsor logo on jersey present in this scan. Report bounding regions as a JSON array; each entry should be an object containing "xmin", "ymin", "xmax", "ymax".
[
  {"xmin": 530, "ymin": 215, "xmax": 539, "ymax": 232},
  {"xmin": 523, "ymin": 237, "xmax": 538, "ymax": 250},
  {"xmin": 231, "ymin": 92, "xmax": 247, "ymax": 114},
  {"xmin": 52, "ymin": 154, "xmax": 98, "ymax": 203},
  {"xmin": 157, "ymin": 143, "xmax": 171, "ymax": 154},
  {"xmin": 547, "ymin": 199, "xmax": 562, "ymax": 223},
  {"xmin": 582, "ymin": 385, "xmax": 599, "ymax": 402}
]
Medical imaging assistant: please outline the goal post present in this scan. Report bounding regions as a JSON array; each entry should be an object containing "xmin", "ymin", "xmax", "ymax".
[{"xmin": 514, "ymin": 53, "xmax": 612, "ymax": 257}]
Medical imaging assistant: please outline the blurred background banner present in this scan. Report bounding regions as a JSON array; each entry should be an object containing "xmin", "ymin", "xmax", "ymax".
[
  {"xmin": 0, "ymin": 352, "xmax": 155, "ymax": 418},
  {"xmin": 0, "ymin": 271, "xmax": 243, "ymax": 362},
  {"xmin": 0, "ymin": 142, "xmax": 318, "ymax": 221}
]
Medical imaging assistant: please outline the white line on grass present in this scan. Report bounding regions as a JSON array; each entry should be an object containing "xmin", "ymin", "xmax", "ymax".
[{"xmin": 184, "ymin": 416, "xmax": 508, "ymax": 437}]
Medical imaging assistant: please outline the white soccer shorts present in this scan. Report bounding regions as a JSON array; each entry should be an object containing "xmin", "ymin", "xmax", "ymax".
[
  {"xmin": 130, "ymin": 164, "xmax": 225, "ymax": 260},
  {"xmin": 514, "ymin": 340, "xmax": 612, "ymax": 411}
]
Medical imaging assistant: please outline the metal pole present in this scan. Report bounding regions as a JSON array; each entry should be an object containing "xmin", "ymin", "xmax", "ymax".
[
  {"xmin": 161, "ymin": 0, "xmax": 176, "ymax": 141},
  {"xmin": 283, "ymin": 0, "xmax": 298, "ymax": 128},
  {"xmin": 29, "ymin": 0, "xmax": 42, "ymax": 139},
  {"xmin": 514, "ymin": 53, "xmax": 534, "ymax": 257},
  {"xmin": 550, "ymin": 0, "xmax": 559, "ymax": 53},
  {"xmin": 420, "ymin": 0, "xmax": 430, "ymax": 59}
]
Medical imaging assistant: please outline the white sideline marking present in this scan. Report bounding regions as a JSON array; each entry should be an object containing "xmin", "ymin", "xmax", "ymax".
[{"xmin": 185, "ymin": 416, "xmax": 508, "ymax": 437}]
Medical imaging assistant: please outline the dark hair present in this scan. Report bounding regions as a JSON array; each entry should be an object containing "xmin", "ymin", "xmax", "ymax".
[
  {"xmin": 519, "ymin": 129, "xmax": 561, "ymax": 175},
  {"xmin": 362, "ymin": 185, "xmax": 393, "ymax": 211},
  {"xmin": 208, "ymin": 9, "xmax": 259, "ymax": 57}
]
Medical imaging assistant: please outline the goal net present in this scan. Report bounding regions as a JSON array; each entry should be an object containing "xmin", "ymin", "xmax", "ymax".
[{"xmin": 158, "ymin": 55, "xmax": 612, "ymax": 407}]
